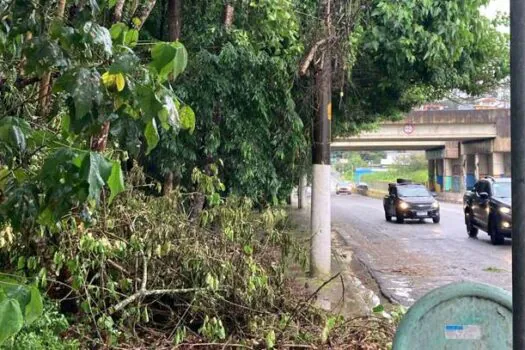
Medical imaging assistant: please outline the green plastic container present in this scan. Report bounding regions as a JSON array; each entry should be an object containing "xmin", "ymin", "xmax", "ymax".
[{"xmin": 393, "ymin": 282, "xmax": 512, "ymax": 350}]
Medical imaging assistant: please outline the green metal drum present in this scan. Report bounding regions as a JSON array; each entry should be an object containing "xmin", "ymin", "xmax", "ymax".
[{"xmin": 393, "ymin": 282, "xmax": 512, "ymax": 350}]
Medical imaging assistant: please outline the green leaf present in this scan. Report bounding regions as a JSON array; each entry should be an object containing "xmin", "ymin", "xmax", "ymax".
[
  {"xmin": 266, "ymin": 329, "xmax": 275, "ymax": 349},
  {"xmin": 8, "ymin": 125, "xmax": 26, "ymax": 152},
  {"xmin": 150, "ymin": 42, "xmax": 188, "ymax": 81},
  {"xmin": 136, "ymin": 85, "xmax": 163, "ymax": 118},
  {"xmin": 109, "ymin": 53, "xmax": 139, "ymax": 74},
  {"xmin": 108, "ymin": 162, "xmax": 125, "ymax": 203},
  {"xmin": 179, "ymin": 105, "xmax": 195, "ymax": 133},
  {"xmin": 55, "ymin": 68, "xmax": 103, "ymax": 120},
  {"xmin": 372, "ymin": 304, "xmax": 385, "ymax": 313},
  {"xmin": 124, "ymin": 29, "xmax": 139, "ymax": 47},
  {"xmin": 0, "ymin": 299, "xmax": 23, "ymax": 345},
  {"xmin": 243, "ymin": 245, "xmax": 253, "ymax": 255},
  {"xmin": 144, "ymin": 119, "xmax": 159, "ymax": 155},
  {"xmin": 83, "ymin": 22, "xmax": 112, "ymax": 56},
  {"xmin": 0, "ymin": 278, "xmax": 31, "ymax": 310},
  {"xmin": 109, "ymin": 22, "xmax": 127, "ymax": 41},
  {"xmin": 24, "ymin": 286, "xmax": 43, "ymax": 325},
  {"xmin": 157, "ymin": 96, "xmax": 179, "ymax": 130},
  {"xmin": 80, "ymin": 152, "xmax": 113, "ymax": 200}
]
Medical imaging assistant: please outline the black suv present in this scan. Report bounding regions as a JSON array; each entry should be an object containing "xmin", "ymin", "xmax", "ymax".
[
  {"xmin": 463, "ymin": 177, "xmax": 512, "ymax": 245},
  {"xmin": 383, "ymin": 180, "xmax": 440, "ymax": 224}
]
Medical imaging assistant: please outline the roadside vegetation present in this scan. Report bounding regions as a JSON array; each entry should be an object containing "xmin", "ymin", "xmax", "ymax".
[
  {"xmin": 0, "ymin": 0, "xmax": 508, "ymax": 347},
  {"xmin": 361, "ymin": 154, "xmax": 429, "ymax": 184}
]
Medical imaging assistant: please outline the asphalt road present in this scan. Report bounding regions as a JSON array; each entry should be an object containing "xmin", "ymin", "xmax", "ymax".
[{"xmin": 332, "ymin": 193, "xmax": 512, "ymax": 306}]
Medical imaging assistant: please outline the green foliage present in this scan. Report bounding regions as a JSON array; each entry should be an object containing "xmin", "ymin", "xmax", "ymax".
[
  {"xmin": 362, "ymin": 168, "xmax": 428, "ymax": 184},
  {"xmin": 1, "ymin": 300, "xmax": 78, "ymax": 350},
  {"xmin": 142, "ymin": 0, "xmax": 307, "ymax": 203},
  {"xmin": 0, "ymin": 0, "xmax": 193, "ymax": 235},
  {"xmin": 333, "ymin": 0, "xmax": 509, "ymax": 136},
  {"xmin": 0, "ymin": 277, "xmax": 44, "ymax": 345}
]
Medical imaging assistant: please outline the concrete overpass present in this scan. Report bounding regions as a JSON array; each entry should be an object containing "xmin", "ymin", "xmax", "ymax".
[{"xmin": 332, "ymin": 109, "xmax": 511, "ymax": 193}]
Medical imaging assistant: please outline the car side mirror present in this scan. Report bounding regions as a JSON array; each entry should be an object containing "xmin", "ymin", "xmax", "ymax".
[
  {"xmin": 478, "ymin": 192, "xmax": 489, "ymax": 200},
  {"xmin": 432, "ymin": 193, "xmax": 437, "ymax": 198}
]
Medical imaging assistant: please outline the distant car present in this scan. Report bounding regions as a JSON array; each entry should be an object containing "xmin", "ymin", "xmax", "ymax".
[
  {"xmin": 463, "ymin": 177, "xmax": 511, "ymax": 245},
  {"xmin": 355, "ymin": 183, "xmax": 369, "ymax": 195},
  {"xmin": 336, "ymin": 181, "xmax": 352, "ymax": 195},
  {"xmin": 383, "ymin": 179, "xmax": 440, "ymax": 224}
]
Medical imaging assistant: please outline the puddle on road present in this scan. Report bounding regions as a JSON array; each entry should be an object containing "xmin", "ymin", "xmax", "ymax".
[{"xmin": 388, "ymin": 279, "xmax": 415, "ymax": 304}]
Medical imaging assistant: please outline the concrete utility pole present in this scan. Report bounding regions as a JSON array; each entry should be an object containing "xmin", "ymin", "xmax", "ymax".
[
  {"xmin": 511, "ymin": 0, "xmax": 525, "ymax": 348},
  {"xmin": 310, "ymin": 0, "xmax": 332, "ymax": 277}
]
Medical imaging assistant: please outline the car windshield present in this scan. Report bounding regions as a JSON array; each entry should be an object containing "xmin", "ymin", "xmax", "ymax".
[
  {"xmin": 338, "ymin": 182, "xmax": 349, "ymax": 186},
  {"xmin": 493, "ymin": 182, "xmax": 511, "ymax": 198},
  {"xmin": 397, "ymin": 186, "xmax": 431, "ymax": 197}
]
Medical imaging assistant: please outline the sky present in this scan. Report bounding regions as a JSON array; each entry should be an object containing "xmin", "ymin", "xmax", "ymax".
[{"xmin": 482, "ymin": 0, "xmax": 509, "ymax": 18}]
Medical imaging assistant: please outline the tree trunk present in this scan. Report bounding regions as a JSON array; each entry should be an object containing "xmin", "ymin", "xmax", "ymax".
[
  {"xmin": 38, "ymin": 0, "xmax": 67, "ymax": 118},
  {"xmin": 224, "ymin": 3, "xmax": 234, "ymax": 28},
  {"xmin": 113, "ymin": 0, "xmax": 126, "ymax": 22},
  {"xmin": 90, "ymin": 121, "xmax": 111, "ymax": 152},
  {"xmin": 134, "ymin": 0, "xmax": 156, "ymax": 29},
  {"xmin": 162, "ymin": 171, "xmax": 174, "ymax": 195},
  {"xmin": 167, "ymin": 0, "xmax": 182, "ymax": 40},
  {"xmin": 189, "ymin": 193, "xmax": 205, "ymax": 223}
]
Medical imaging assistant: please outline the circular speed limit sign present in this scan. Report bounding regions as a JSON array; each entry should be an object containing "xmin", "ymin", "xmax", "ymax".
[{"xmin": 403, "ymin": 123, "xmax": 415, "ymax": 135}]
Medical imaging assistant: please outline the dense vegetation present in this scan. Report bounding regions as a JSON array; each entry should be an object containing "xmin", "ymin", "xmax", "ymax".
[
  {"xmin": 0, "ymin": 0, "xmax": 508, "ymax": 347},
  {"xmin": 360, "ymin": 154, "xmax": 429, "ymax": 184}
]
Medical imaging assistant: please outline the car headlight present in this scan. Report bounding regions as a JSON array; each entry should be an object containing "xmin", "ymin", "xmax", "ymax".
[
  {"xmin": 500, "ymin": 207, "xmax": 511, "ymax": 215},
  {"xmin": 398, "ymin": 201, "xmax": 410, "ymax": 210},
  {"xmin": 432, "ymin": 201, "xmax": 439, "ymax": 209}
]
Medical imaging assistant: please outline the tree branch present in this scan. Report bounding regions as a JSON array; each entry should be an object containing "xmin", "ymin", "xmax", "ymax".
[
  {"xmin": 299, "ymin": 37, "xmax": 332, "ymax": 76},
  {"xmin": 109, "ymin": 287, "xmax": 213, "ymax": 314},
  {"xmin": 113, "ymin": 0, "xmax": 125, "ymax": 22}
]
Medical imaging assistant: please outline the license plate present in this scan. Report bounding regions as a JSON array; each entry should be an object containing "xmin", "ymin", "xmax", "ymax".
[{"xmin": 417, "ymin": 211, "xmax": 427, "ymax": 217}]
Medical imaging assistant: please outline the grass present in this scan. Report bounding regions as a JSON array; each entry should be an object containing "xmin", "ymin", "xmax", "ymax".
[{"xmin": 360, "ymin": 169, "xmax": 428, "ymax": 184}]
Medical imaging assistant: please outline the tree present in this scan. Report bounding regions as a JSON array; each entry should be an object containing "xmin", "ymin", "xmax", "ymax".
[
  {"xmin": 332, "ymin": 0, "xmax": 509, "ymax": 136},
  {"xmin": 142, "ymin": 0, "xmax": 308, "ymax": 205},
  {"xmin": 0, "ymin": 0, "xmax": 194, "ymax": 233}
]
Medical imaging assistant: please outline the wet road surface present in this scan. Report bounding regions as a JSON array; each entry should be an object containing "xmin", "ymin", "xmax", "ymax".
[{"xmin": 332, "ymin": 194, "xmax": 512, "ymax": 306}]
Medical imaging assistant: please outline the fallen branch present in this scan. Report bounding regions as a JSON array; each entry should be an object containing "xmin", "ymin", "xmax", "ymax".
[
  {"xmin": 280, "ymin": 272, "xmax": 341, "ymax": 335},
  {"xmin": 109, "ymin": 287, "xmax": 212, "ymax": 314}
]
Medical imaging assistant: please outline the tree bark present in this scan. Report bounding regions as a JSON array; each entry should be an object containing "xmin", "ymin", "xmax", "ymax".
[
  {"xmin": 38, "ymin": 0, "xmax": 67, "ymax": 117},
  {"xmin": 90, "ymin": 121, "xmax": 111, "ymax": 152},
  {"xmin": 134, "ymin": 0, "xmax": 156, "ymax": 29},
  {"xmin": 167, "ymin": 0, "xmax": 182, "ymax": 40},
  {"xmin": 113, "ymin": 0, "xmax": 126, "ymax": 22},
  {"xmin": 162, "ymin": 171, "xmax": 174, "ymax": 195},
  {"xmin": 224, "ymin": 3, "xmax": 234, "ymax": 28}
]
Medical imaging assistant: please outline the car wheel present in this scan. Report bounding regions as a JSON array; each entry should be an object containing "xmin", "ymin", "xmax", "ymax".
[
  {"xmin": 490, "ymin": 219, "xmax": 504, "ymax": 245},
  {"xmin": 336, "ymin": 191, "xmax": 340, "ymax": 195},
  {"xmin": 396, "ymin": 211, "xmax": 404, "ymax": 224},
  {"xmin": 432, "ymin": 216, "xmax": 440, "ymax": 224},
  {"xmin": 465, "ymin": 211, "xmax": 478, "ymax": 238},
  {"xmin": 385, "ymin": 212, "xmax": 392, "ymax": 222}
]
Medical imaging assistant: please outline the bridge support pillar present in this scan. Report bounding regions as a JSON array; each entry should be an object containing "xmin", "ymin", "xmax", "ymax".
[
  {"xmin": 459, "ymin": 154, "xmax": 466, "ymax": 193},
  {"xmin": 478, "ymin": 154, "xmax": 490, "ymax": 178},
  {"xmin": 490, "ymin": 152, "xmax": 506, "ymax": 178},
  {"xmin": 465, "ymin": 154, "xmax": 479, "ymax": 189},
  {"xmin": 435, "ymin": 159, "xmax": 444, "ymax": 192},
  {"xmin": 428, "ymin": 160, "xmax": 436, "ymax": 191},
  {"xmin": 443, "ymin": 158, "xmax": 453, "ymax": 192}
]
